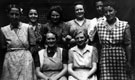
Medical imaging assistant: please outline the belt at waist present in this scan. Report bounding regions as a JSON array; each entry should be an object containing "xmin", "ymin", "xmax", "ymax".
[
  {"xmin": 41, "ymin": 69, "xmax": 62, "ymax": 72},
  {"xmin": 7, "ymin": 48, "xmax": 28, "ymax": 51},
  {"xmin": 73, "ymin": 67, "xmax": 91, "ymax": 70}
]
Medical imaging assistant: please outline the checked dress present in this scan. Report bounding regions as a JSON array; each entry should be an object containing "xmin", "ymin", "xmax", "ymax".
[{"xmin": 96, "ymin": 18, "xmax": 131, "ymax": 80}]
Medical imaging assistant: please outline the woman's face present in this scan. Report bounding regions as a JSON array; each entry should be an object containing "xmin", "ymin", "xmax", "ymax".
[
  {"xmin": 51, "ymin": 11, "xmax": 60, "ymax": 24},
  {"xmin": 96, "ymin": 1, "xmax": 103, "ymax": 15},
  {"xmin": 75, "ymin": 32, "xmax": 86, "ymax": 47},
  {"xmin": 104, "ymin": 6, "xmax": 116, "ymax": 21},
  {"xmin": 9, "ymin": 7, "xmax": 20, "ymax": 24},
  {"xmin": 46, "ymin": 33, "xmax": 56, "ymax": 47},
  {"xmin": 28, "ymin": 9, "xmax": 38, "ymax": 23},
  {"xmin": 74, "ymin": 4, "xmax": 85, "ymax": 20}
]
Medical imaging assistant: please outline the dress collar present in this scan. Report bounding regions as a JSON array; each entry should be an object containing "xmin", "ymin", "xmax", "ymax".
[
  {"xmin": 104, "ymin": 17, "xmax": 120, "ymax": 28},
  {"xmin": 72, "ymin": 44, "xmax": 91, "ymax": 55},
  {"xmin": 74, "ymin": 18, "xmax": 86, "ymax": 26}
]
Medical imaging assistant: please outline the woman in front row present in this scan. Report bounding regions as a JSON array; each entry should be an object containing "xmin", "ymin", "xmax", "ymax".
[
  {"xmin": 35, "ymin": 32, "xmax": 68, "ymax": 80},
  {"xmin": 68, "ymin": 30, "xmax": 98, "ymax": 80}
]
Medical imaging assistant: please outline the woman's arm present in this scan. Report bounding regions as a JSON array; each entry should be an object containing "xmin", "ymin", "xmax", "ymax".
[
  {"xmin": 87, "ymin": 62, "xmax": 97, "ymax": 78},
  {"xmin": 68, "ymin": 63, "xmax": 80, "ymax": 80},
  {"xmin": 86, "ymin": 46, "xmax": 98, "ymax": 78},
  {"xmin": 52, "ymin": 64, "xmax": 67, "ymax": 80},
  {"xmin": 68, "ymin": 49, "xmax": 80, "ymax": 80},
  {"xmin": 36, "ymin": 67, "xmax": 49, "ymax": 80},
  {"xmin": 124, "ymin": 24, "xmax": 132, "ymax": 66}
]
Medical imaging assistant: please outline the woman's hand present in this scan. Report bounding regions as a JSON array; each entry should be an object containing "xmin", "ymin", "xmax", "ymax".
[
  {"xmin": 48, "ymin": 76, "xmax": 57, "ymax": 80},
  {"xmin": 44, "ymin": 77, "xmax": 50, "ymax": 80}
]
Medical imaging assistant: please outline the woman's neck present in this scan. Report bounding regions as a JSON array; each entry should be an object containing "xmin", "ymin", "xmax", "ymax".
[
  {"xmin": 30, "ymin": 22, "xmax": 37, "ymax": 26},
  {"xmin": 76, "ymin": 17, "xmax": 85, "ymax": 21},
  {"xmin": 77, "ymin": 43, "xmax": 86, "ymax": 50},
  {"xmin": 11, "ymin": 22, "xmax": 19, "ymax": 29},
  {"xmin": 47, "ymin": 45, "xmax": 57, "ymax": 50},
  {"xmin": 107, "ymin": 17, "xmax": 116, "ymax": 25}
]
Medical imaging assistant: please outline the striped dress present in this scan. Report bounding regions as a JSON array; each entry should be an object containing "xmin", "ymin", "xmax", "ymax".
[{"xmin": 96, "ymin": 18, "xmax": 131, "ymax": 80}]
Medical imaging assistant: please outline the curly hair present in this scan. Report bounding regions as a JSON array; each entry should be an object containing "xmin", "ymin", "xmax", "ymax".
[{"xmin": 47, "ymin": 5, "xmax": 63, "ymax": 22}]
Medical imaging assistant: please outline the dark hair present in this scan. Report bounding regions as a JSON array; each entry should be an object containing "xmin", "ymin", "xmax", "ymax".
[
  {"xmin": 103, "ymin": 0, "xmax": 117, "ymax": 10},
  {"xmin": 27, "ymin": 7, "xmax": 39, "ymax": 22},
  {"xmin": 95, "ymin": 0, "xmax": 104, "ymax": 3},
  {"xmin": 7, "ymin": 4, "xmax": 22, "ymax": 14},
  {"xmin": 47, "ymin": 5, "xmax": 63, "ymax": 22},
  {"xmin": 73, "ymin": 1, "xmax": 85, "ymax": 11},
  {"xmin": 28, "ymin": 7, "xmax": 38, "ymax": 15}
]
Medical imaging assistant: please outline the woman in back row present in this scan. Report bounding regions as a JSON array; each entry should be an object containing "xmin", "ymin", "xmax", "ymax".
[
  {"xmin": 0, "ymin": 4, "xmax": 37, "ymax": 80},
  {"xmin": 41, "ymin": 5, "xmax": 70, "ymax": 49},
  {"xmin": 96, "ymin": 0, "xmax": 132, "ymax": 80}
]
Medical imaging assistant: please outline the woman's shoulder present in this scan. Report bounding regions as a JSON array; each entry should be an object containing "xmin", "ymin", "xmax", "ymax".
[
  {"xmin": 1, "ymin": 24, "xmax": 10, "ymax": 30},
  {"xmin": 85, "ymin": 45, "xmax": 97, "ymax": 52},
  {"xmin": 66, "ymin": 19, "xmax": 75, "ymax": 24},
  {"xmin": 21, "ymin": 22, "xmax": 29, "ymax": 27},
  {"xmin": 115, "ymin": 18, "xmax": 128, "ymax": 28},
  {"xmin": 69, "ymin": 46, "xmax": 78, "ymax": 52}
]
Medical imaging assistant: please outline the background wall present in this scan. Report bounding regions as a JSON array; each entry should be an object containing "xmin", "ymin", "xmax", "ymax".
[{"xmin": 0, "ymin": 0, "xmax": 135, "ymax": 79}]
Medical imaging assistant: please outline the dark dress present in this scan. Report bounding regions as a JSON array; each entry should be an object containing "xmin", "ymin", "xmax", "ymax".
[{"xmin": 41, "ymin": 21, "xmax": 69, "ymax": 48}]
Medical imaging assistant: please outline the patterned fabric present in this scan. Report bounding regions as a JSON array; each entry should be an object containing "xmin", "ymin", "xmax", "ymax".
[
  {"xmin": 96, "ymin": 18, "xmax": 130, "ymax": 80},
  {"xmin": 0, "ymin": 22, "xmax": 36, "ymax": 80},
  {"xmin": 28, "ymin": 23, "xmax": 42, "ymax": 47},
  {"xmin": 38, "ymin": 47, "xmax": 67, "ymax": 80},
  {"xmin": 68, "ymin": 45, "xmax": 98, "ymax": 80}
]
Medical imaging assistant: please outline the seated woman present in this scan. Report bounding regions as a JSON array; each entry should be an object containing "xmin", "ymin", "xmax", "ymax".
[
  {"xmin": 35, "ymin": 32, "xmax": 68, "ymax": 80},
  {"xmin": 68, "ymin": 30, "xmax": 98, "ymax": 80}
]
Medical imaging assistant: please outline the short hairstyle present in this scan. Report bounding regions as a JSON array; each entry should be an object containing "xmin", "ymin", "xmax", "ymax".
[
  {"xmin": 28, "ymin": 7, "xmax": 38, "ymax": 15},
  {"xmin": 103, "ymin": 0, "xmax": 117, "ymax": 10},
  {"xmin": 6, "ymin": 4, "xmax": 22, "ymax": 14},
  {"xmin": 47, "ymin": 5, "xmax": 63, "ymax": 21},
  {"xmin": 73, "ymin": 1, "xmax": 85, "ymax": 10},
  {"xmin": 95, "ymin": 0, "xmax": 104, "ymax": 3},
  {"xmin": 74, "ymin": 30, "xmax": 88, "ymax": 41},
  {"xmin": 45, "ymin": 31, "xmax": 58, "ymax": 41}
]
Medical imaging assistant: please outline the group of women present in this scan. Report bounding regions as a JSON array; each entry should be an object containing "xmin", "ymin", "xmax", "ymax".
[{"xmin": 0, "ymin": 0, "xmax": 132, "ymax": 80}]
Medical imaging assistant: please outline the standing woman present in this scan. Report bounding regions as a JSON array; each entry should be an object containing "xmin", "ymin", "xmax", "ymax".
[
  {"xmin": 96, "ymin": 0, "xmax": 132, "ymax": 80},
  {"xmin": 68, "ymin": 30, "xmax": 98, "ymax": 80},
  {"xmin": 28, "ymin": 7, "xmax": 42, "ymax": 49},
  {"xmin": 41, "ymin": 5, "xmax": 69, "ymax": 49},
  {"xmin": 35, "ymin": 32, "xmax": 67, "ymax": 80},
  {"xmin": 66, "ymin": 1, "xmax": 97, "ymax": 47},
  {"xmin": 1, "ymin": 4, "xmax": 36, "ymax": 80},
  {"xmin": 28, "ymin": 8, "xmax": 43, "ymax": 65}
]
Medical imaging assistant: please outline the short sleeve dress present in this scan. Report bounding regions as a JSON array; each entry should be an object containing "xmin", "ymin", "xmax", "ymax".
[
  {"xmin": 96, "ymin": 18, "xmax": 131, "ymax": 80},
  {"xmin": 68, "ymin": 44, "xmax": 98, "ymax": 80}
]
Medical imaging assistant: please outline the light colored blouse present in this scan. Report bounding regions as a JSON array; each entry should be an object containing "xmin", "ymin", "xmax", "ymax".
[{"xmin": 68, "ymin": 44, "xmax": 98, "ymax": 68}]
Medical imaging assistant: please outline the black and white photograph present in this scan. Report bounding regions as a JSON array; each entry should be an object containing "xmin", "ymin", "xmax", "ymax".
[{"xmin": 0, "ymin": 0, "xmax": 135, "ymax": 80}]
